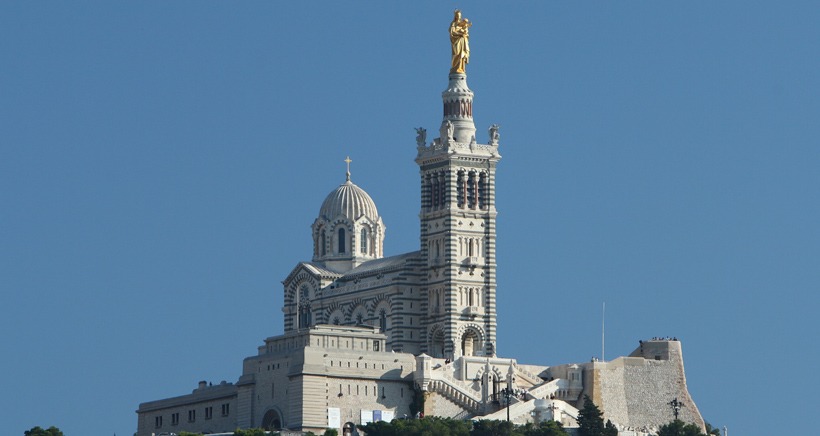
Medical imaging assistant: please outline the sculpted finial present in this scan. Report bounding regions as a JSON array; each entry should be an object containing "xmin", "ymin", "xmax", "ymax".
[
  {"xmin": 344, "ymin": 156, "xmax": 352, "ymax": 182},
  {"xmin": 415, "ymin": 127, "xmax": 427, "ymax": 147},
  {"xmin": 489, "ymin": 124, "xmax": 500, "ymax": 146},
  {"xmin": 449, "ymin": 9, "xmax": 472, "ymax": 74}
]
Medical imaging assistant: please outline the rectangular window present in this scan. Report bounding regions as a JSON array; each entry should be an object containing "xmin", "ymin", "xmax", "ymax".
[
  {"xmin": 155, "ymin": 416, "xmax": 162, "ymax": 428},
  {"xmin": 222, "ymin": 403, "xmax": 230, "ymax": 416},
  {"xmin": 373, "ymin": 340, "xmax": 380, "ymax": 351},
  {"xmin": 205, "ymin": 406, "xmax": 213, "ymax": 419},
  {"xmin": 188, "ymin": 409, "xmax": 196, "ymax": 422},
  {"xmin": 171, "ymin": 413, "xmax": 179, "ymax": 425}
]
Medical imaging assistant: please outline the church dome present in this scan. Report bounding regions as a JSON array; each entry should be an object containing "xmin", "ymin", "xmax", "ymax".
[{"xmin": 319, "ymin": 179, "xmax": 380, "ymax": 222}]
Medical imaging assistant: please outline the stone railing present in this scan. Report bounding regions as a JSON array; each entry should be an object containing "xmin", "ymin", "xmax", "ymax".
[
  {"xmin": 427, "ymin": 379, "xmax": 482, "ymax": 414},
  {"xmin": 514, "ymin": 366, "xmax": 543, "ymax": 386},
  {"xmin": 479, "ymin": 398, "xmax": 536, "ymax": 423},
  {"xmin": 422, "ymin": 358, "xmax": 484, "ymax": 414},
  {"xmin": 524, "ymin": 379, "xmax": 563, "ymax": 401}
]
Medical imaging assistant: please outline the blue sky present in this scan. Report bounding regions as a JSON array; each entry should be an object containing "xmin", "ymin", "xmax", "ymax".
[{"xmin": 2, "ymin": 2, "xmax": 819, "ymax": 435}]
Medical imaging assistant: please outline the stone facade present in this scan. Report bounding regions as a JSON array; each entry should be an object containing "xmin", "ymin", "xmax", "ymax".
[{"xmin": 137, "ymin": 381, "xmax": 237, "ymax": 436}]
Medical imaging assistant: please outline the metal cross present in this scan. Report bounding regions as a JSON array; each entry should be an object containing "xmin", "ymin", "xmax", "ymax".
[{"xmin": 344, "ymin": 156, "xmax": 352, "ymax": 181}]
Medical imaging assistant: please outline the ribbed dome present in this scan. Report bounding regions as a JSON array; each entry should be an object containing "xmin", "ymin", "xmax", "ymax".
[{"xmin": 319, "ymin": 180, "xmax": 379, "ymax": 222}]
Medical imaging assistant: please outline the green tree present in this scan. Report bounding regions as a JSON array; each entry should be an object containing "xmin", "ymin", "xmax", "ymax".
[
  {"xmin": 517, "ymin": 420, "xmax": 569, "ymax": 436},
  {"xmin": 577, "ymin": 395, "xmax": 606, "ymax": 436},
  {"xmin": 178, "ymin": 432, "xmax": 204, "ymax": 436},
  {"xmin": 24, "ymin": 426, "xmax": 64, "ymax": 436},
  {"xmin": 359, "ymin": 416, "xmax": 471, "ymax": 436},
  {"xmin": 658, "ymin": 419, "xmax": 708, "ymax": 436},
  {"xmin": 323, "ymin": 429, "xmax": 339, "ymax": 436},
  {"xmin": 704, "ymin": 422, "xmax": 721, "ymax": 436},
  {"xmin": 233, "ymin": 429, "xmax": 267, "ymax": 436},
  {"xmin": 409, "ymin": 387, "xmax": 425, "ymax": 417},
  {"xmin": 604, "ymin": 419, "xmax": 618, "ymax": 436},
  {"xmin": 471, "ymin": 419, "xmax": 518, "ymax": 436}
]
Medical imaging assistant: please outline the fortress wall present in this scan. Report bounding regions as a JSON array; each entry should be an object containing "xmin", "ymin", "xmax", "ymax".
[
  {"xmin": 591, "ymin": 341, "xmax": 704, "ymax": 431},
  {"xmin": 596, "ymin": 360, "xmax": 629, "ymax": 424}
]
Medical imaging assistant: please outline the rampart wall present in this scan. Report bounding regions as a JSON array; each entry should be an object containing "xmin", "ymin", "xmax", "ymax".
[{"xmin": 583, "ymin": 340, "xmax": 704, "ymax": 432}]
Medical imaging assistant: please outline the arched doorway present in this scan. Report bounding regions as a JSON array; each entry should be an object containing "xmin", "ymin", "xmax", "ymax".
[
  {"xmin": 261, "ymin": 409, "xmax": 282, "ymax": 431},
  {"xmin": 343, "ymin": 421, "xmax": 358, "ymax": 436},
  {"xmin": 461, "ymin": 329, "xmax": 480, "ymax": 357},
  {"xmin": 430, "ymin": 327, "xmax": 445, "ymax": 358}
]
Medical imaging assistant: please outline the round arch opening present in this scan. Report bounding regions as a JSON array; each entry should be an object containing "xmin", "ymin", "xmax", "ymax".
[{"xmin": 261, "ymin": 409, "xmax": 282, "ymax": 431}]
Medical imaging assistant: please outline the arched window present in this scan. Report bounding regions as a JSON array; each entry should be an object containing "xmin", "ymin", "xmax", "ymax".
[
  {"xmin": 479, "ymin": 172, "xmax": 487, "ymax": 209},
  {"xmin": 299, "ymin": 305, "xmax": 311, "ymax": 329},
  {"xmin": 457, "ymin": 170, "xmax": 465, "ymax": 208},
  {"xmin": 360, "ymin": 228, "xmax": 368, "ymax": 254},
  {"xmin": 431, "ymin": 177, "xmax": 438, "ymax": 209},
  {"xmin": 320, "ymin": 231, "xmax": 326, "ymax": 256},
  {"xmin": 439, "ymin": 172, "xmax": 446, "ymax": 207},
  {"xmin": 338, "ymin": 228, "xmax": 346, "ymax": 254},
  {"xmin": 379, "ymin": 309, "xmax": 387, "ymax": 332}
]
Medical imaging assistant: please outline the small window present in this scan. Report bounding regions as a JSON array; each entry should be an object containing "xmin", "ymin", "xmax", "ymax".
[
  {"xmin": 155, "ymin": 416, "xmax": 162, "ymax": 428},
  {"xmin": 379, "ymin": 310, "xmax": 387, "ymax": 332},
  {"xmin": 188, "ymin": 409, "xmax": 196, "ymax": 422},
  {"xmin": 205, "ymin": 406, "xmax": 213, "ymax": 419},
  {"xmin": 171, "ymin": 413, "xmax": 179, "ymax": 426},
  {"xmin": 373, "ymin": 340, "xmax": 380, "ymax": 351},
  {"xmin": 360, "ymin": 228, "xmax": 368, "ymax": 254},
  {"xmin": 221, "ymin": 403, "xmax": 230, "ymax": 416},
  {"xmin": 338, "ymin": 228, "xmax": 346, "ymax": 253}
]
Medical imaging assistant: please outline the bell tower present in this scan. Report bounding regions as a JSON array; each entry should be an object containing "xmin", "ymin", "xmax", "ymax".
[{"xmin": 417, "ymin": 21, "xmax": 501, "ymax": 359}]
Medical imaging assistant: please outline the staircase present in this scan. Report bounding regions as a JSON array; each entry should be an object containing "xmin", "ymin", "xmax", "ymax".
[
  {"xmin": 426, "ymin": 379, "xmax": 482, "ymax": 414},
  {"xmin": 524, "ymin": 378, "xmax": 563, "ymax": 401}
]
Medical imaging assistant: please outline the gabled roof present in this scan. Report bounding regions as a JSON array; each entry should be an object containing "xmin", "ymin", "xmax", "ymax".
[{"xmin": 282, "ymin": 262, "xmax": 342, "ymax": 285}]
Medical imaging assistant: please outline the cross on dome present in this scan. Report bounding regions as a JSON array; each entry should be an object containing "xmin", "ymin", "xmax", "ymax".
[{"xmin": 344, "ymin": 156, "xmax": 352, "ymax": 182}]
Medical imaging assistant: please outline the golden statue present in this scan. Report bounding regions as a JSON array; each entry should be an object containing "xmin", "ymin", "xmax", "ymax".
[{"xmin": 449, "ymin": 9, "xmax": 472, "ymax": 74}]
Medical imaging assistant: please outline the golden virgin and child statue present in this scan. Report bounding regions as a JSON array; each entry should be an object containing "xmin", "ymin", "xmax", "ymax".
[{"xmin": 449, "ymin": 9, "xmax": 472, "ymax": 74}]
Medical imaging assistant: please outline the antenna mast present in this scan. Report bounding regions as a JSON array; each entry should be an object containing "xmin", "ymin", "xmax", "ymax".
[{"xmin": 601, "ymin": 302, "xmax": 605, "ymax": 362}]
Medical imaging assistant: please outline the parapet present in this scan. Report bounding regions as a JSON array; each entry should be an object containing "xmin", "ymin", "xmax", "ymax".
[{"xmin": 629, "ymin": 338, "xmax": 682, "ymax": 361}]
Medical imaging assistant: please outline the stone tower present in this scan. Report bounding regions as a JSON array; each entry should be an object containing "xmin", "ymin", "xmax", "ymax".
[{"xmin": 416, "ymin": 71, "xmax": 501, "ymax": 359}]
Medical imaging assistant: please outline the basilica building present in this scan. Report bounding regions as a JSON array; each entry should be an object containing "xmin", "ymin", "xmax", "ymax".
[
  {"xmin": 137, "ymin": 12, "xmax": 704, "ymax": 436},
  {"xmin": 283, "ymin": 69, "xmax": 499, "ymax": 361}
]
